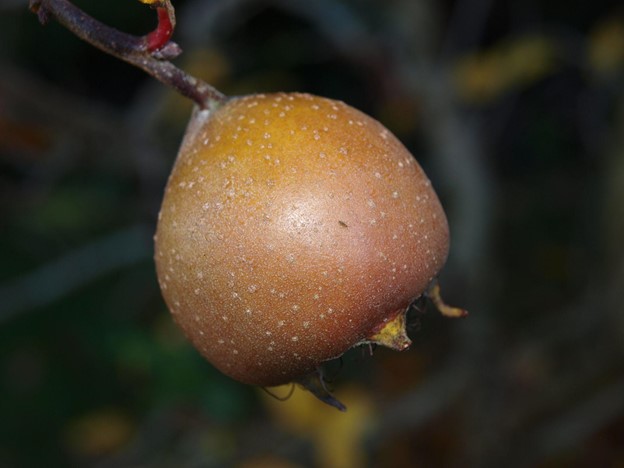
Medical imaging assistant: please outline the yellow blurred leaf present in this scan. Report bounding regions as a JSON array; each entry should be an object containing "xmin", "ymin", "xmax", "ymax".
[
  {"xmin": 454, "ymin": 50, "xmax": 508, "ymax": 104},
  {"xmin": 183, "ymin": 48, "xmax": 231, "ymax": 94},
  {"xmin": 64, "ymin": 408, "xmax": 135, "ymax": 457},
  {"xmin": 262, "ymin": 384, "xmax": 323, "ymax": 434},
  {"xmin": 588, "ymin": 19, "xmax": 624, "ymax": 75},
  {"xmin": 455, "ymin": 35, "xmax": 557, "ymax": 104},
  {"xmin": 505, "ymin": 36, "xmax": 557, "ymax": 85},
  {"xmin": 262, "ymin": 385, "xmax": 375, "ymax": 468}
]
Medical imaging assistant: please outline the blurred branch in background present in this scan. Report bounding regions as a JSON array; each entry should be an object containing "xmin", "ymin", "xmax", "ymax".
[
  {"xmin": 529, "ymin": 375, "xmax": 624, "ymax": 463},
  {"xmin": 0, "ymin": 224, "xmax": 152, "ymax": 323}
]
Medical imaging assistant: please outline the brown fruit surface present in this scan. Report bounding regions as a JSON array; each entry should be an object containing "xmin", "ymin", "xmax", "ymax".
[{"xmin": 154, "ymin": 92, "xmax": 449, "ymax": 387}]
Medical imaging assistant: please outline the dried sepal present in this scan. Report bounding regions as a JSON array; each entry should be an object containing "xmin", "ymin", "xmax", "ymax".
[
  {"xmin": 363, "ymin": 309, "xmax": 412, "ymax": 351},
  {"xmin": 296, "ymin": 369, "xmax": 347, "ymax": 412},
  {"xmin": 427, "ymin": 280, "xmax": 468, "ymax": 318}
]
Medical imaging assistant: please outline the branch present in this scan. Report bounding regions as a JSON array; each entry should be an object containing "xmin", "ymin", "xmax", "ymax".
[{"xmin": 29, "ymin": 0, "xmax": 226, "ymax": 110}]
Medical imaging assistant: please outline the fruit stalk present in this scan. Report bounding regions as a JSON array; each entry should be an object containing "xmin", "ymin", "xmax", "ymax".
[{"xmin": 29, "ymin": 0, "xmax": 226, "ymax": 110}]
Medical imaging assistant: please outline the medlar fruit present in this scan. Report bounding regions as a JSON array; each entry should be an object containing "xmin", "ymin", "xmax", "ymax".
[{"xmin": 155, "ymin": 92, "xmax": 454, "ymax": 409}]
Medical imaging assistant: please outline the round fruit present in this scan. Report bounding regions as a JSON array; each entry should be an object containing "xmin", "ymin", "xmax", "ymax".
[{"xmin": 154, "ymin": 92, "xmax": 449, "ymax": 388}]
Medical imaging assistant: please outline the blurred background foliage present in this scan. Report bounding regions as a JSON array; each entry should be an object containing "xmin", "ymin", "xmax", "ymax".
[{"xmin": 1, "ymin": 0, "xmax": 624, "ymax": 467}]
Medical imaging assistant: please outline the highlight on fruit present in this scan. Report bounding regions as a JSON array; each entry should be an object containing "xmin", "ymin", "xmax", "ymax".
[{"xmin": 30, "ymin": 0, "xmax": 467, "ymax": 411}]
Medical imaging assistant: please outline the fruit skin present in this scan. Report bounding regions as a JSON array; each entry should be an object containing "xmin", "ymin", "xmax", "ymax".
[{"xmin": 154, "ymin": 92, "xmax": 449, "ymax": 387}]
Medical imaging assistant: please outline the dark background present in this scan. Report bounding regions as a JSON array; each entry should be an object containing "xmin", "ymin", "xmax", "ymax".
[{"xmin": 1, "ymin": 0, "xmax": 624, "ymax": 466}]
